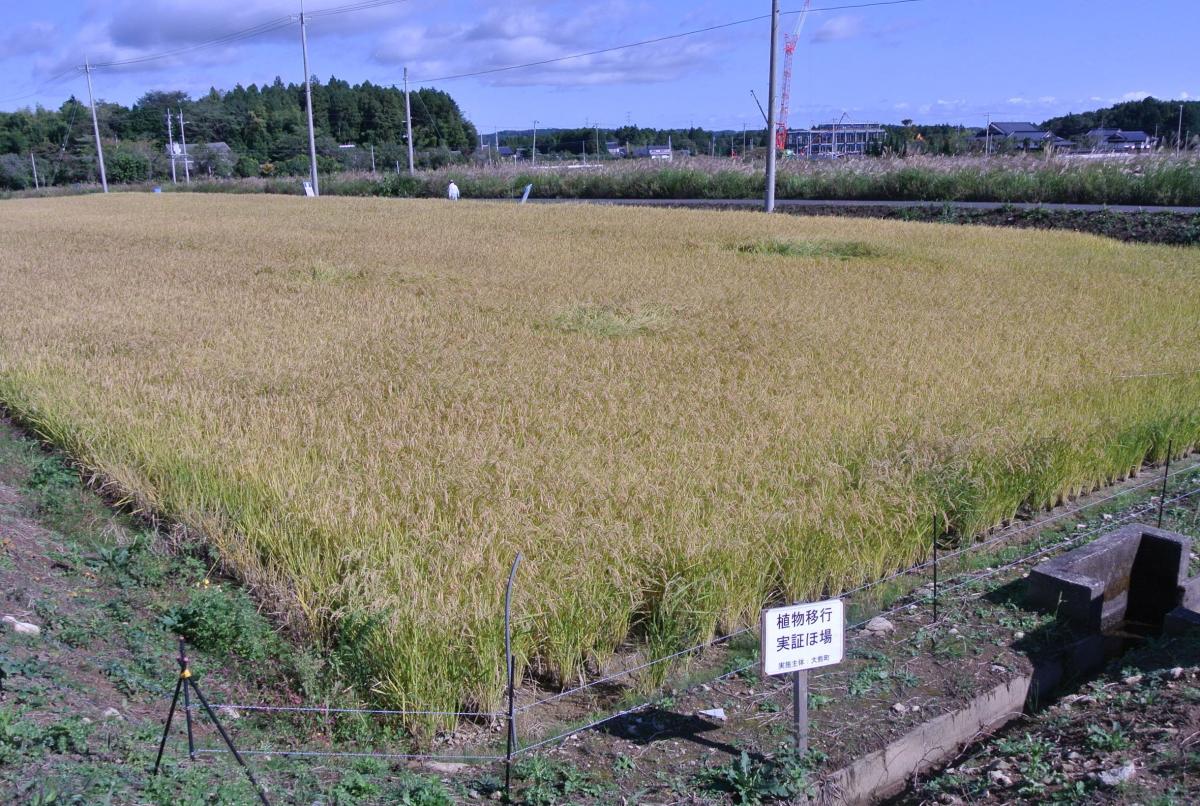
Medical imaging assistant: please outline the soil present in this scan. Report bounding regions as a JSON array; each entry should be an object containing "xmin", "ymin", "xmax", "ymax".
[{"xmin": 774, "ymin": 206, "xmax": 1200, "ymax": 246}]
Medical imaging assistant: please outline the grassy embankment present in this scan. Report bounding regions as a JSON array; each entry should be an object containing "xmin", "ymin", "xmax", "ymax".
[{"xmin": 0, "ymin": 195, "xmax": 1197, "ymax": 729}]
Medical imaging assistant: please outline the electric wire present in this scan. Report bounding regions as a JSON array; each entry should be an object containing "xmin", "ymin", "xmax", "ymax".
[
  {"xmin": 0, "ymin": 67, "xmax": 80, "ymax": 106},
  {"xmin": 307, "ymin": 0, "xmax": 412, "ymax": 18},
  {"xmin": 415, "ymin": 0, "xmax": 928, "ymax": 84},
  {"xmin": 88, "ymin": 17, "xmax": 296, "ymax": 69}
]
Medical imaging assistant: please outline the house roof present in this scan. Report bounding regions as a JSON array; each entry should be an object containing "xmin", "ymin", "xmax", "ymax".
[
  {"xmin": 1085, "ymin": 128, "xmax": 1151, "ymax": 142},
  {"xmin": 989, "ymin": 121, "xmax": 1041, "ymax": 135}
]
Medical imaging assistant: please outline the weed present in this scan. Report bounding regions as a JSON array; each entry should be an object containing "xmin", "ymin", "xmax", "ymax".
[
  {"xmin": 551, "ymin": 304, "xmax": 669, "ymax": 337},
  {"xmin": 700, "ymin": 748, "xmax": 822, "ymax": 805},
  {"xmin": 807, "ymin": 692, "xmax": 833, "ymax": 710},
  {"xmin": 393, "ymin": 773, "xmax": 453, "ymax": 806},
  {"xmin": 331, "ymin": 770, "xmax": 379, "ymax": 804},
  {"xmin": 514, "ymin": 758, "xmax": 604, "ymax": 805},
  {"xmin": 160, "ymin": 584, "xmax": 278, "ymax": 662},
  {"xmin": 848, "ymin": 663, "xmax": 890, "ymax": 698},
  {"xmin": 734, "ymin": 238, "xmax": 881, "ymax": 259},
  {"xmin": 1086, "ymin": 721, "xmax": 1131, "ymax": 752}
]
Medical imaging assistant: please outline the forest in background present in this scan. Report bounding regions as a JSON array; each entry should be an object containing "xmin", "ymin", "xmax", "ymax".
[{"xmin": 0, "ymin": 83, "xmax": 1196, "ymax": 190}]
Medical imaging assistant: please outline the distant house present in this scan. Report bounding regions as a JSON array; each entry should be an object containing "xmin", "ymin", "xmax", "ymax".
[
  {"xmin": 632, "ymin": 145, "xmax": 673, "ymax": 160},
  {"xmin": 476, "ymin": 144, "xmax": 523, "ymax": 161},
  {"xmin": 977, "ymin": 122, "xmax": 1071, "ymax": 151},
  {"xmin": 1082, "ymin": 128, "xmax": 1153, "ymax": 152},
  {"xmin": 605, "ymin": 141, "xmax": 625, "ymax": 157}
]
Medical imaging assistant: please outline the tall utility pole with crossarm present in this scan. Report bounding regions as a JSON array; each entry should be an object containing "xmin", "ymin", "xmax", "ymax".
[
  {"xmin": 299, "ymin": 1, "xmax": 319, "ymax": 196},
  {"xmin": 764, "ymin": 0, "xmax": 780, "ymax": 212},
  {"xmin": 83, "ymin": 58, "xmax": 108, "ymax": 193}
]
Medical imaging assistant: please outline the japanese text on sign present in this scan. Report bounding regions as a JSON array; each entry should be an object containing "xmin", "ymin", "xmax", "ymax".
[{"xmin": 760, "ymin": 598, "xmax": 844, "ymax": 676}]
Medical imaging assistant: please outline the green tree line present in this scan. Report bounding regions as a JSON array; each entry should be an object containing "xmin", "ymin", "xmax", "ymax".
[
  {"xmin": 0, "ymin": 77, "xmax": 477, "ymax": 190},
  {"xmin": 1041, "ymin": 97, "xmax": 1200, "ymax": 145},
  {"xmin": 493, "ymin": 125, "xmax": 768, "ymax": 159}
]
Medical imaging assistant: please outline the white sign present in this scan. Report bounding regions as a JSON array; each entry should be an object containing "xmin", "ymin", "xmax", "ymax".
[
  {"xmin": 303, "ymin": 181, "xmax": 315, "ymax": 197},
  {"xmin": 760, "ymin": 598, "xmax": 844, "ymax": 676}
]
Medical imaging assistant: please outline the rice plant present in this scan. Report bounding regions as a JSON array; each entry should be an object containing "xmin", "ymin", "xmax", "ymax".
[{"xmin": 0, "ymin": 194, "xmax": 1197, "ymax": 730}]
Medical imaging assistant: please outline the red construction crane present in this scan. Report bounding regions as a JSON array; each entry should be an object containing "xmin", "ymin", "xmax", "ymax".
[{"xmin": 776, "ymin": 0, "xmax": 812, "ymax": 153}]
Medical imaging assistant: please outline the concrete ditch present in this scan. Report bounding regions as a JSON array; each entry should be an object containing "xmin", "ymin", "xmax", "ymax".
[{"xmin": 815, "ymin": 524, "xmax": 1200, "ymax": 805}]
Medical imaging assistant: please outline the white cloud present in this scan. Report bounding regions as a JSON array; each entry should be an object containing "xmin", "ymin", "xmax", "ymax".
[
  {"xmin": 811, "ymin": 15, "xmax": 865, "ymax": 44},
  {"xmin": 1120, "ymin": 90, "xmax": 1151, "ymax": 101},
  {"xmin": 373, "ymin": 6, "xmax": 724, "ymax": 87},
  {"xmin": 0, "ymin": 21, "xmax": 57, "ymax": 61},
  {"xmin": 37, "ymin": 0, "xmax": 411, "ymax": 77}
]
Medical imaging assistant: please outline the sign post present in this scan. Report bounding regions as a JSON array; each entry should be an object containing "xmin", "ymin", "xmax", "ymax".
[{"xmin": 761, "ymin": 598, "xmax": 844, "ymax": 754}]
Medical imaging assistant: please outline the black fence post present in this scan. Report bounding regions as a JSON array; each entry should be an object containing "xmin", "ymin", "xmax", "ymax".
[
  {"xmin": 932, "ymin": 514, "xmax": 939, "ymax": 625},
  {"xmin": 504, "ymin": 552, "xmax": 523, "ymax": 805},
  {"xmin": 1158, "ymin": 438, "xmax": 1173, "ymax": 528}
]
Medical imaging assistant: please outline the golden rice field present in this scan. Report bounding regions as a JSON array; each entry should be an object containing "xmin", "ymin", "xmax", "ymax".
[{"xmin": 1, "ymin": 195, "xmax": 1198, "ymax": 721}]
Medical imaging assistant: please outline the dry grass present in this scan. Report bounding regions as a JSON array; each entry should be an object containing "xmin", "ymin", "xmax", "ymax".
[{"xmin": 0, "ymin": 195, "xmax": 1197, "ymax": 725}]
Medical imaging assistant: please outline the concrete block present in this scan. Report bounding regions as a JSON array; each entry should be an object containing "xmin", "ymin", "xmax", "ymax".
[
  {"xmin": 1026, "ymin": 525, "xmax": 1191, "ymax": 633},
  {"xmin": 1163, "ymin": 606, "xmax": 1200, "ymax": 636}
]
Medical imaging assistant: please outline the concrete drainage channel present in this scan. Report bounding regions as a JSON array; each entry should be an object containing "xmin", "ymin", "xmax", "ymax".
[{"xmin": 815, "ymin": 524, "xmax": 1200, "ymax": 805}]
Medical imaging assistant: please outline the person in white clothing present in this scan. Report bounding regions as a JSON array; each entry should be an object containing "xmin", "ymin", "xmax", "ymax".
[{"xmin": 447, "ymin": 181, "xmax": 460, "ymax": 200}]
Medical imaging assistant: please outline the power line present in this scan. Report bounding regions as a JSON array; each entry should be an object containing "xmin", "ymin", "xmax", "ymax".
[
  {"xmin": 87, "ymin": 0, "xmax": 411, "ymax": 71},
  {"xmin": 307, "ymin": 0, "xmax": 412, "ymax": 18},
  {"xmin": 0, "ymin": 68, "xmax": 81, "ymax": 106},
  {"xmin": 415, "ymin": 0, "xmax": 928, "ymax": 84},
  {"xmin": 89, "ymin": 17, "xmax": 296, "ymax": 69}
]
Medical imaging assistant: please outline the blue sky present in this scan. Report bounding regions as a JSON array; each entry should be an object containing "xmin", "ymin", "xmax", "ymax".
[{"xmin": 1, "ymin": 0, "xmax": 1195, "ymax": 131}]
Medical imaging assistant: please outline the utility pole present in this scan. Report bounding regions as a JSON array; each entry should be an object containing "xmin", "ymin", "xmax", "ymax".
[
  {"xmin": 1179, "ymin": 104, "xmax": 1185, "ymax": 152},
  {"xmin": 300, "ymin": 1, "xmax": 319, "ymax": 196},
  {"xmin": 83, "ymin": 58, "xmax": 108, "ymax": 193},
  {"xmin": 30, "ymin": 152, "xmax": 38, "ymax": 189},
  {"xmin": 764, "ymin": 0, "xmax": 779, "ymax": 213},
  {"xmin": 178, "ymin": 109, "xmax": 191, "ymax": 183},
  {"xmin": 595, "ymin": 126, "xmax": 600, "ymax": 159},
  {"xmin": 985, "ymin": 112, "xmax": 992, "ymax": 156},
  {"xmin": 743, "ymin": 121, "xmax": 747, "ymax": 157},
  {"xmin": 404, "ymin": 67, "xmax": 415, "ymax": 175},
  {"xmin": 532, "ymin": 120, "xmax": 538, "ymax": 166},
  {"xmin": 370, "ymin": 143, "xmax": 376, "ymax": 174},
  {"xmin": 166, "ymin": 110, "xmax": 177, "ymax": 184}
]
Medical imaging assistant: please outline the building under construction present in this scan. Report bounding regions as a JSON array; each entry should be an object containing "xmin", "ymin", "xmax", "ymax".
[{"xmin": 787, "ymin": 123, "xmax": 887, "ymax": 157}]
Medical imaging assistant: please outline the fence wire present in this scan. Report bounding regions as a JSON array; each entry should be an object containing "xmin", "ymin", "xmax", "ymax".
[
  {"xmin": 188, "ymin": 747, "xmax": 504, "ymax": 763},
  {"xmin": 203, "ymin": 703, "xmax": 502, "ymax": 719}
]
